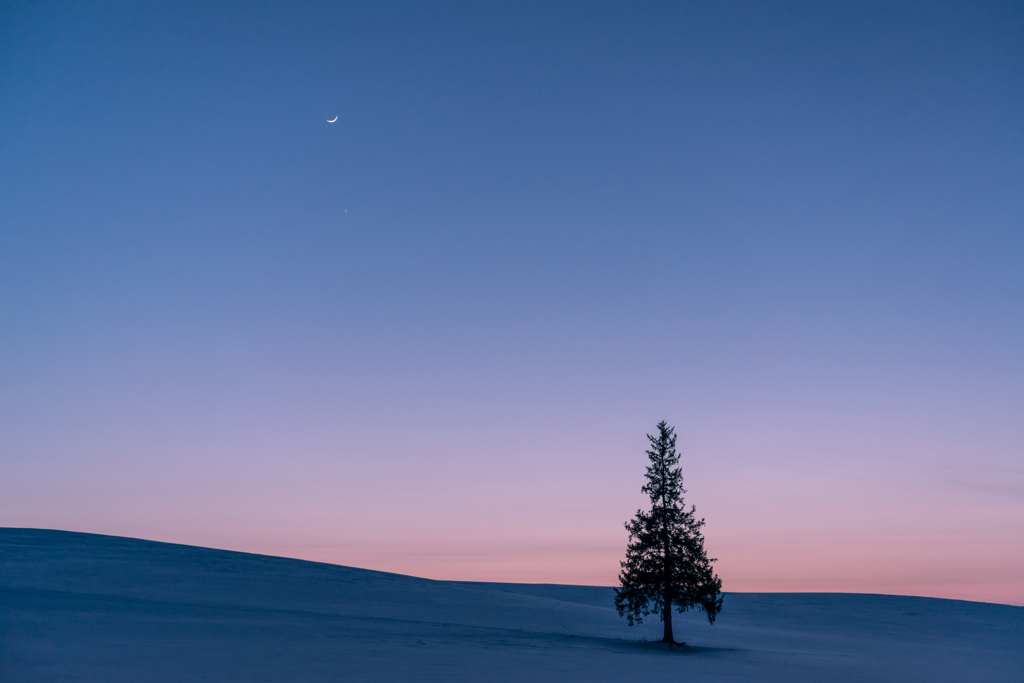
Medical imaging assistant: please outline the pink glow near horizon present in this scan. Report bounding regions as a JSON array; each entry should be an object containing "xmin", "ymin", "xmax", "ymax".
[
  {"xmin": 13, "ymin": 522, "xmax": 1018, "ymax": 606},
  {"xmin": 5, "ymin": 412, "xmax": 1020, "ymax": 606}
]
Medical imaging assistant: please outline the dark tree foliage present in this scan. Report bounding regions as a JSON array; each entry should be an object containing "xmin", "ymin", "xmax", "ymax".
[{"xmin": 615, "ymin": 421, "xmax": 723, "ymax": 645}]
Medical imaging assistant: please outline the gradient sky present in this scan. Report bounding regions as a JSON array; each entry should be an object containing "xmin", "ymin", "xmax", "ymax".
[{"xmin": 2, "ymin": 1, "xmax": 1022, "ymax": 605}]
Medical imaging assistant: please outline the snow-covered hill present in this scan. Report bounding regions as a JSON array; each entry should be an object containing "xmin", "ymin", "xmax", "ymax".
[{"xmin": 1, "ymin": 528, "xmax": 1020, "ymax": 681}]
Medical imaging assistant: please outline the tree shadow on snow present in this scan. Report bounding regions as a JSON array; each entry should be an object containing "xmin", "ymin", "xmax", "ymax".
[
  {"xmin": 551, "ymin": 633, "xmax": 736, "ymax": 656},
  {"xmin": 618, "ymin": 639, "xmax": 737, "ymax": 656}
]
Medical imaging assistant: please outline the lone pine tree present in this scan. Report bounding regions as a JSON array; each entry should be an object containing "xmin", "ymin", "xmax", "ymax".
[{"xmin": 615, "ymin": 421, "xmax": 723, "ymax": 645}]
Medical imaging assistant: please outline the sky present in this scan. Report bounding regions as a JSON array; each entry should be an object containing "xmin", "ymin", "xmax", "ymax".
[{"xmin": 1, "ymin": 1, "xmax": 1022, "ymax": 605}]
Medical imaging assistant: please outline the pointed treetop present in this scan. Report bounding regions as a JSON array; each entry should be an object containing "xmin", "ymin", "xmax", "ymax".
[{"xmin": 642, "ymin": 420, "xmax": 685, "ymax": 506}]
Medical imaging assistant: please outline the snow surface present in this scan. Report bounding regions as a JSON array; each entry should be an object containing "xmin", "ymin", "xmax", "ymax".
[{"xmin": 1, "ymin": 529, "xmax": 1020, "ymax": 682}]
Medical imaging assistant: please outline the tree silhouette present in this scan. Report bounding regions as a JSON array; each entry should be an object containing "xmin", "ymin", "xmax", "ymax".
[{"xmin": 615, "ymin": 421, "xmax": 723, "ymax": 645}]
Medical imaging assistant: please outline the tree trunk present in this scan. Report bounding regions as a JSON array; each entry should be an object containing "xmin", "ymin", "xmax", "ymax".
[
  {"xmin": 662, "ymin": 485, "xmax": 674, "ymax": 644},
  {"xmin": 662, "ymin": 529, "xmax": 674, "ymax": 643}
]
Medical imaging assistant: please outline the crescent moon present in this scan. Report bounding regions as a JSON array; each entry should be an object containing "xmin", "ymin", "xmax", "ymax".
[{"xmin": 327, "ymin": 116, "xmax": 338, "ymax": 123}]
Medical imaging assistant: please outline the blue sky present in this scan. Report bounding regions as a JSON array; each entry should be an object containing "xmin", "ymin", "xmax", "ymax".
[{"xmin": 2, "ymin": 1, "xmax": 1022, "ymax": 601}]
